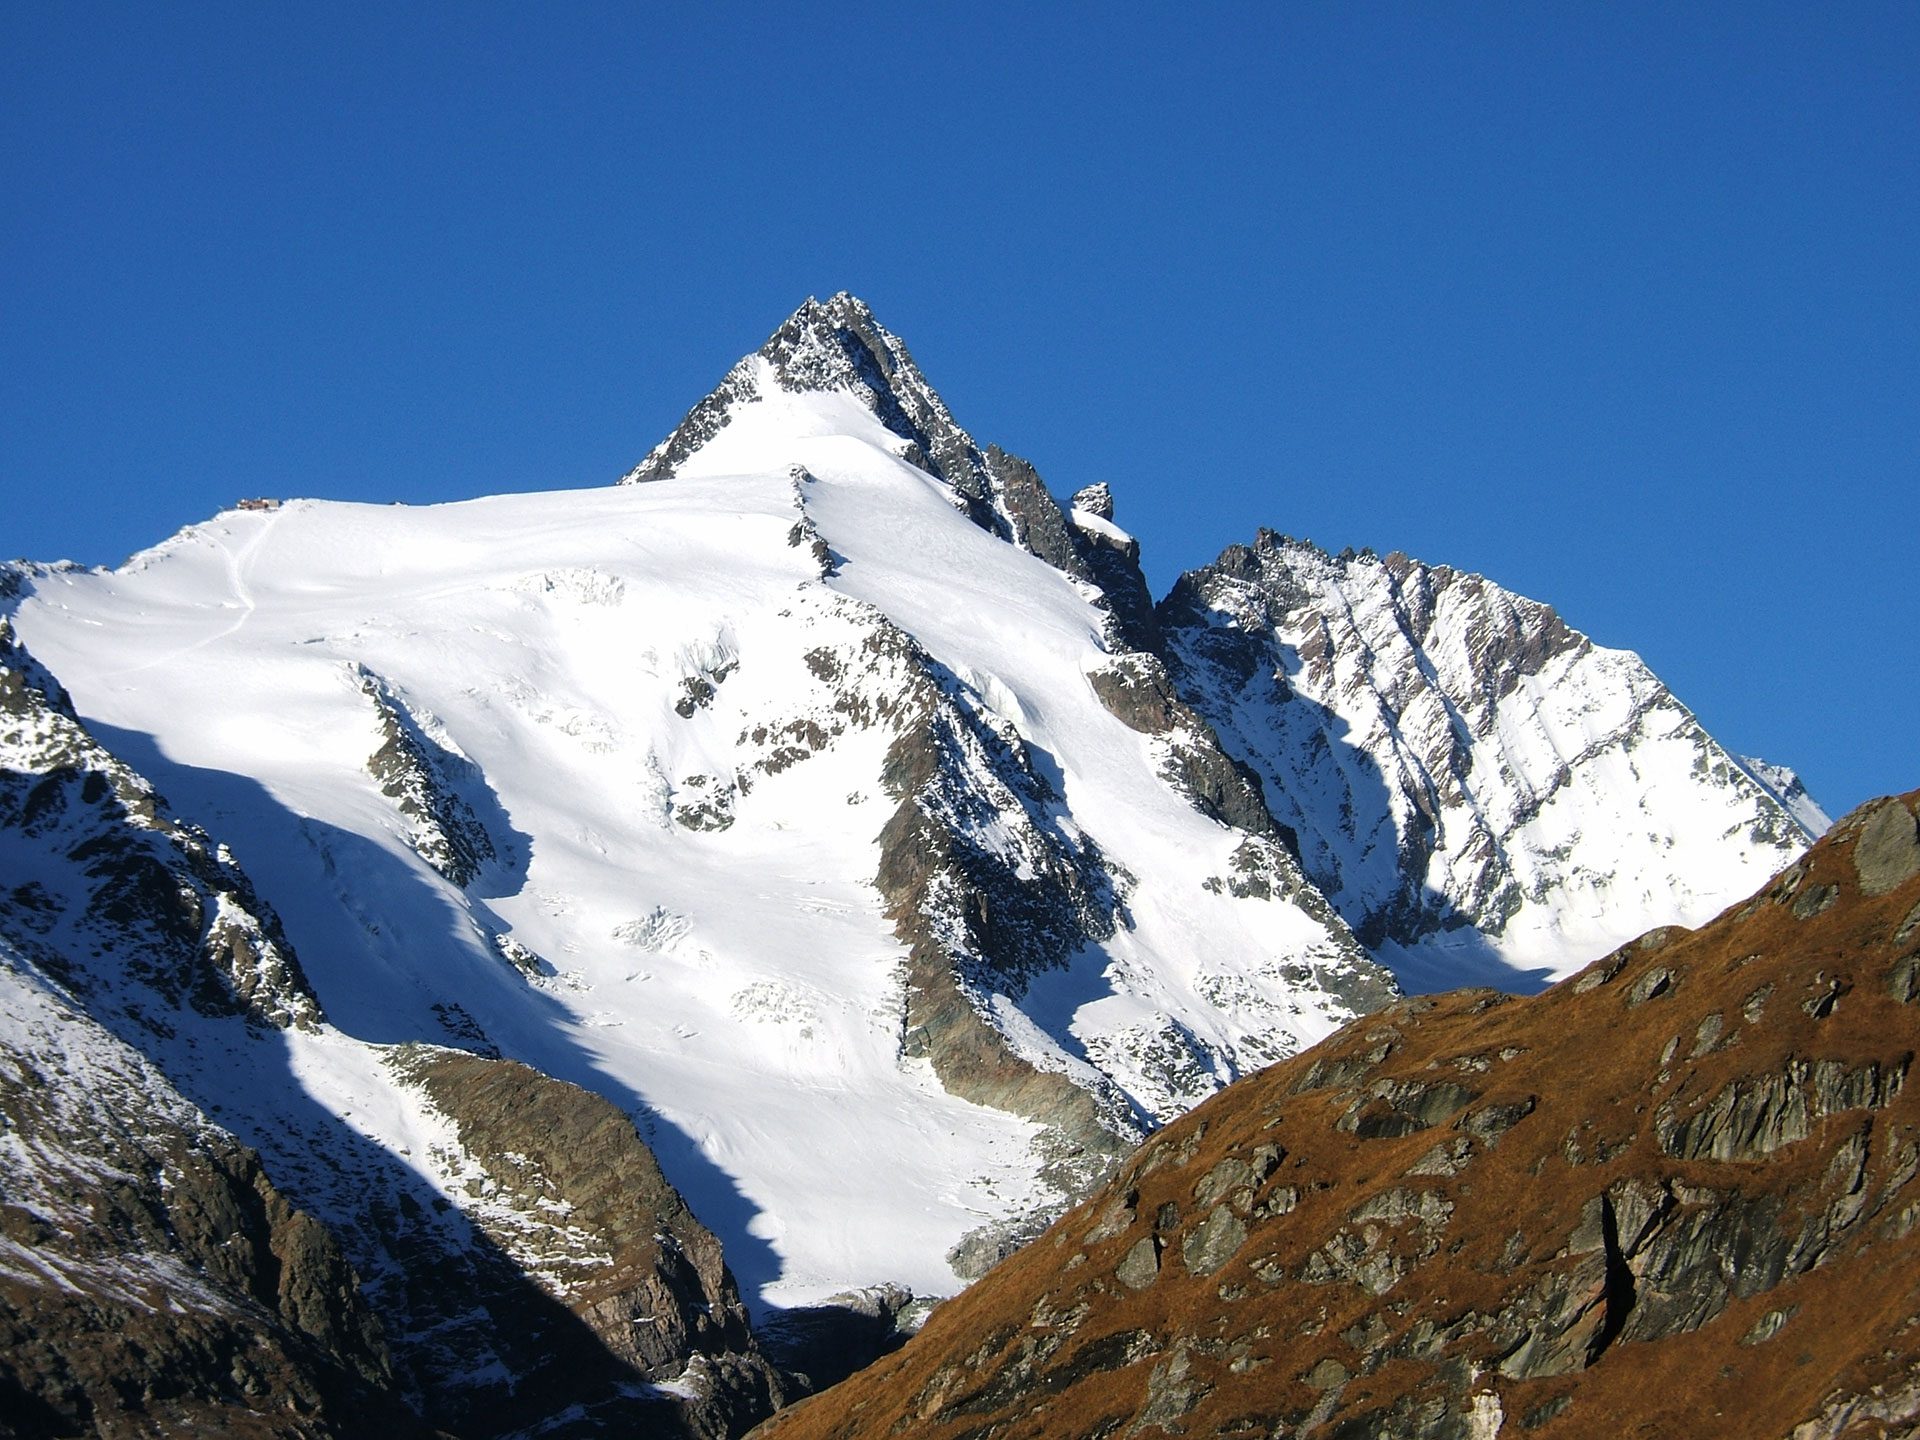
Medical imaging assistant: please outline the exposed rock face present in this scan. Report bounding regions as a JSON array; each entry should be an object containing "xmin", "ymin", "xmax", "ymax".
[
  {"xmin": 0, "ymin": 617, "xmax": 321, "ymax": 1032},
  {"xmin": 354, "ymin": 663, "xmax": 505, "ymax": 888},
  {"xmin": 0, "ymin": 620, "xmax": 784, "ymax": 1438},
  {"xmin": 0, "ymin": 952, "xmax": 420, "ymax": 1440},
  {"xmin": 825, "ymin": 608, "xmax": 1143, "ymax": 1184},
  {"xmin": 983, "ymin": 445, "xmax": 1090, "ymax": 581},
  {"xmin": 791, "ymin": 595, "xmax": 1388, "ymax": 1213},
  {"xmin": 386, "ymin": 1047, "xmax": 787, "ymax": 1437},
  {"xmin": 1160, "ymin": 531, "xmax": 1822, "ymax": 985},
  {"xmin": 1085, "ymin": 651, "xmax": 1279, "ymax": 839},
  {"xmin": 625, "ymin": 293, "xmax": 1088, "ymax": 576},
  {"xmin": 758, "ymin": 1283, "xmax": 933, "ymax": 1396},
  {"xmin": 750, "ymin": 791, "xmax": 1920, "ymax": 1439},
  {"xmin": 1066, "ymin": 484, "xmax": 1162, "ymax": 656}
]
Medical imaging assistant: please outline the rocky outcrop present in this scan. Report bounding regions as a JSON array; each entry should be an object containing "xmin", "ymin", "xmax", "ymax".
[
  {"xmin": 1084, "ymin": 651, "xmax": 1278, "ymax": 840},
  {"xmin": 354, "ymin": 663, "xmax": 508, "ymax": 888},
  {"xmin": 0, "ymin": 952, "xmax": 421, "ymax": 1439},
  {"xmin": 1160, "ymin": 530, "xmax": 1821, "ymax": 980},
  {"xmin": 862, "ymin": 618, "xmax": 1141, "ymax": 1186},
  {"xmin": 758, "ymin": 1284, "xmax": 934, "ymax": 1396},
  {"xmin": 980, "ymin": 445, "xmax": 1092, "ymax": 582},
  {"xmin": 1, "ymin": 618, "xmax": 321, "ymax": 1031},
  {"xmin": 387, "ymin": 1047, "xmax": 787, "ymax": 1437},
  {"xmin": 750, "ymin": 789, "xmax": 1920, "ymax": 1440},
  {"xmin": 1065, "ymin": 483, "xmax": 1162, "ymax": 656}
]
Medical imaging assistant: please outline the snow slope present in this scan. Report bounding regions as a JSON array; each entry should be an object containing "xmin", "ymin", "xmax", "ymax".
[
  {"xmin": 8, "ymin": 309, "xmax": 1384, "ymax": 1310},
  {"xmin": 4, "ymin": 292, "xmax": 1821, "ymax": 1326},
  {"xmin": 0, "ymin": 613, "xmax": 785, "ymax": 1435},
  {"xmin": 1160, "ymin": 532, "xmax": 1823, "ymax": 990}
]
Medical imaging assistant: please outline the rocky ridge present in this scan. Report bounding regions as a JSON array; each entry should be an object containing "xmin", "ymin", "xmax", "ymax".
[
  {"xmin": 751, "ymin": 789, "xmax": 1920, "ymax": 1439},
  {"xmin": 0, "ymin": 619, "xmax": 785, "ymax": 1437},
  {"xmin": 620, "ymin": 297, "xmax": 1400, "ymax": 1223},
  {"xmin": 353, "ymin": 663, "xmax": 506, "ymax": 890},
  {"xmin": 631, "ymin": 296, "xmax": 1821, "ymax": 1002},
  {"xmin": 0, "ymin": 947, "xmax": 421, "ymax": 1440},
  {"xmin": 1160, "ymin": 531, "xmax": 1823, "ymax": 988},
  {"xmin": 0, "ymin": 615, "xmax": 321, "ymax": 1033}
]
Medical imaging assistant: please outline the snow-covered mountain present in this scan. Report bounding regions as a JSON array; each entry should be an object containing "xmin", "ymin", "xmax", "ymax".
[
  {"xmin": 0, "ymin": 292, "xmax": 1827, "ymax": 1434},
  {"xmin": 0, "ymin": 615, "xmax": 784, "ymax": 1437},
  {"xmin": 1160, "ymin": 531, "xmax": 1826, "ymax": 991},
  {"xmin": 3, "ymin": 296, "xmax": 1392, "ymax": 1323}
]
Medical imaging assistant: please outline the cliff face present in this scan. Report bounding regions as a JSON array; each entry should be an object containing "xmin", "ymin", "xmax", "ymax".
[
  {"xmin": 0, "ymin": 952, "xmax": 419, "ymax": 1440},
  {"xmin": 751, "ymin": 790, "xmax": 1920, "ymax": 1440},
  {"xmin": 1161, "ymin": 531, "xmax": 1822, "ymax": 989}
]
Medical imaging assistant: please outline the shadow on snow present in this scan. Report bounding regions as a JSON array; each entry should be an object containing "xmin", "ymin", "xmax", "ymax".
[{"xmin": 85, "ymin": 724, "xmax": 786, "ymax": 1321}]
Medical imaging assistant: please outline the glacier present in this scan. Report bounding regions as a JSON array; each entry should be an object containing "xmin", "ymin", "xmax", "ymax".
[{"xmin": 0, "ymin": 291, "xmax": 1820, "ymax": 1354}]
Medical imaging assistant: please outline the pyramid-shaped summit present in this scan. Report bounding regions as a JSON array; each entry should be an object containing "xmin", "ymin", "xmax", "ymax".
[
  {"xmin": 623, "ymin": 293, "xmax": 1100, "ymax": 581},
  {"xmin": 621, "ymin": 293, "xmax": 959, "ymax": 488}
]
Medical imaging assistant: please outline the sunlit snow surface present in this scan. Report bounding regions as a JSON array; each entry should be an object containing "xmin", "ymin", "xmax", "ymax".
[
  {"xmin": 13, "ymin": 381, "xmax": 1366, "ymax": 1308},
  {"xmin": 1164, "ymin": 537, "xmax": 1824, "ymax": 993}
]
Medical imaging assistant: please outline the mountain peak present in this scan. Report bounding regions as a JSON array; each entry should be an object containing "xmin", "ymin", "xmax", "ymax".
[
  {"xmin": 759, "ymin": 291, "xmax": 898, "ymax": 396},
  {"xmin": 619, "ymin": 291, "xmax": 964, "ymax": 492},
  {"xmin": 621, "ymin": 295, "xmax": 1103, "ymax": 586}
]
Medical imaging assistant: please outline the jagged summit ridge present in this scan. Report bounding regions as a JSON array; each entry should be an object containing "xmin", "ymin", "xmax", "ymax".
[
  {"xmin": 622, "ymin": 293, "xmax": 1093, "ymax": 583},
  {"xmin": 622, "ymin": 294, "xmax": 970, "ymax": 493},
  {"xmin": 1160, "ymin": 528, "xmax": 1820, "ymax": 987}
]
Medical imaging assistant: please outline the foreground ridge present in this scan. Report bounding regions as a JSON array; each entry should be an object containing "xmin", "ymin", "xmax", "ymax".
[{"xmin": 754, "ymin": 790, "xmax": 1920, "ymax": 1439}]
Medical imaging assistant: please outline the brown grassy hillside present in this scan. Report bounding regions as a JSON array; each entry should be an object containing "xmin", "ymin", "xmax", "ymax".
[{"xmin": 753, "ymin": 792, "xmax": 1920, "ymax": 1439}]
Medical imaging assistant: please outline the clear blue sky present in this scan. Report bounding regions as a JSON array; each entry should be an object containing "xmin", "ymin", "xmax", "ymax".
[{"xmin": 3, "ymin": 4, "xmax": 1915, "ymax": 815}]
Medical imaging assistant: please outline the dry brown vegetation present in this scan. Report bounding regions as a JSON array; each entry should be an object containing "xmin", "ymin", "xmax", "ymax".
[{"xmin": 753, "ymin": 792, "xmax": 1920, "ymax": 1439}]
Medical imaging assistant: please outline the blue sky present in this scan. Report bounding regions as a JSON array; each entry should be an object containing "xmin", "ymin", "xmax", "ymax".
[{"xmin": 3, "ymin": 3, "xmax": 1915, "ymax": 815}]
